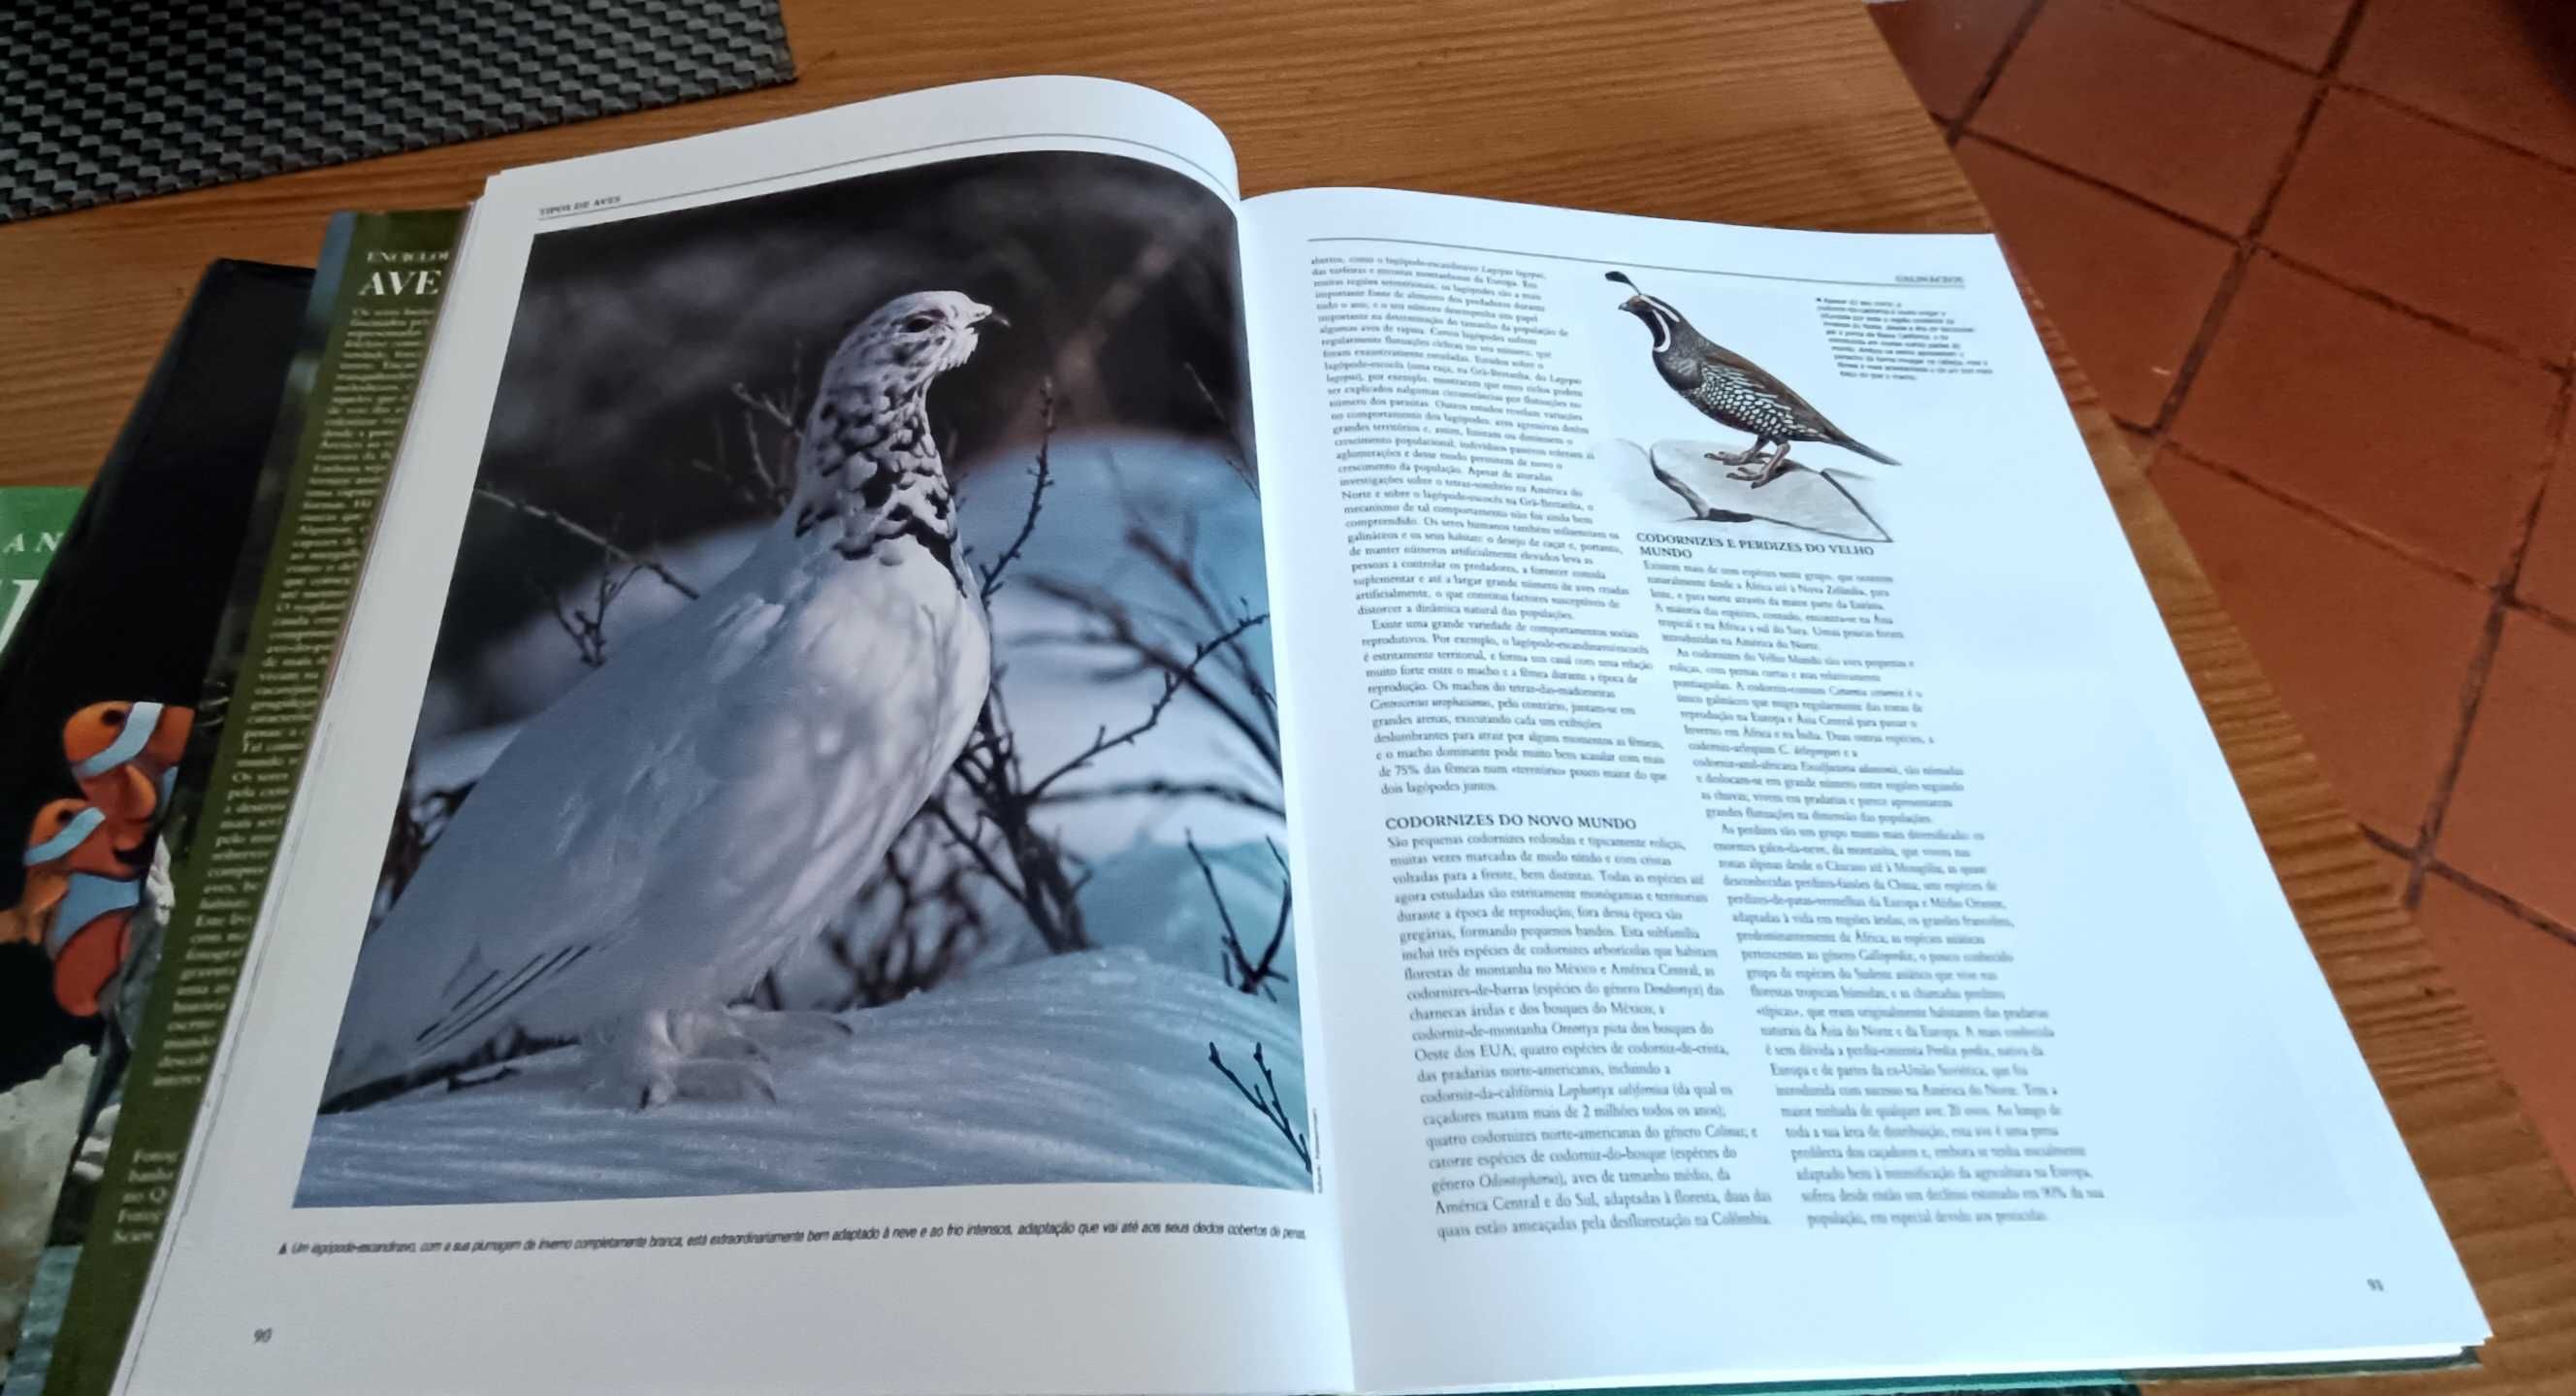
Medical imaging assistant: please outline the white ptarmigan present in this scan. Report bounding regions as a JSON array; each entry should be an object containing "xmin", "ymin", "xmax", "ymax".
[{"xmin": 322, "ymin": 291, "xmax": 1001, "ymax": 1109}]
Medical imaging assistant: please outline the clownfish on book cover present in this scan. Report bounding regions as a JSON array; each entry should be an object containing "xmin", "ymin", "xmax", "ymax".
[
  {"xmin": 6, "ymin": 703, "xmax": 191, "ymax": 1019},
  {"xmin": 0, "ymin": 260, "xmax": 312, "ymax": 1371}
]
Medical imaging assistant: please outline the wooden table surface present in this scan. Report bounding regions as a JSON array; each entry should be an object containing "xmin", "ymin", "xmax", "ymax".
[{"xmin": 2, "ymin": 0, "xmax": 2570, "ymax": 1390}]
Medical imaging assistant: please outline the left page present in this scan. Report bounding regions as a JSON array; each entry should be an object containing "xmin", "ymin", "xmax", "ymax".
[{"xmin": 118, "ymin": 79, "xmax": 1347, "ymax": 1396}]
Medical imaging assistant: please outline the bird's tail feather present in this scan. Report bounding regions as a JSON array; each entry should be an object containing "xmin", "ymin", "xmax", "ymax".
[{"xmin": 1846, "ymin": 438, "xmax": 1901, "ymax": 467}]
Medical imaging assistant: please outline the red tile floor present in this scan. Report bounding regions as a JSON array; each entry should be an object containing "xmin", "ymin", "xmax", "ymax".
[{"xmin": 1871, "ymin": 0, "xmax": 2576, "ymax": 1173}]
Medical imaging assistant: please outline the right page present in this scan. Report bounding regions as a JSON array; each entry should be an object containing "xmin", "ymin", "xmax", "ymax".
[{"xmin": 1243, "ymin": 187, "xmax": 2486, "ymax": 1393}]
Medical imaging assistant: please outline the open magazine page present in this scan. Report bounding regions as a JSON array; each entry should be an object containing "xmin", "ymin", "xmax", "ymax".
[
  {"xmin": 1243, "ymin": 187, "xmax": 2485, "ymax": 1392},
  {"xmin": 126, "ymin": 80, "xmax": 1348, "ymax": 1396}
]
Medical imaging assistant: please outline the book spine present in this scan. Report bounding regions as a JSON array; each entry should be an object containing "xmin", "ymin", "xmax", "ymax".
[{"xmin": 41, "ymin": 209, "xmax": 463, "ymax": 1396}]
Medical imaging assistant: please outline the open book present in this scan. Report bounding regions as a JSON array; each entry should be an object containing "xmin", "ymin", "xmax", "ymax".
[{"xmin": 69, "ymin": 76, "xmax": 2486, "ymax": 1396}]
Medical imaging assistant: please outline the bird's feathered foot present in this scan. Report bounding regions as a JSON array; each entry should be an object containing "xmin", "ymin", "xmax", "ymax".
[
  {"xmin": 1704, "ymin": 448, "xmax": 1757, "ymax": 468},
  {"xmin": 597, "ymin": 1007, "xmax": 768, "ymax": 1109},
  {"xmin": 613, "ymin": 1051, "xmax": 778, "ymax": 1110},
  {"xmin": 593, "ymin": 1005, "xmax": 855, "ymax": 1108}
]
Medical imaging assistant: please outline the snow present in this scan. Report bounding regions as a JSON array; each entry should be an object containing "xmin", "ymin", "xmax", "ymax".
[
  {"xmin": 1, "ymin": 1047, "xmax": 90, "ymax": 1350},
  {"xmin": 2, "ymin": 1246, "xmax": 74, "ymax": 1391},
  {"xmin": 1071, "ymin": 837, "xmax": 1295, "ymax": 1005},
  {"xmin": 764, "ymin": 832, "xmax": 1295, "ymax": 1013},
  {"xmin": 953, "ymin": 433, "xmax": 1279, "ymax": 858},
  {"xmin": 296, "ymin": 950, "xmax": 1309, "ymax": 1208}
]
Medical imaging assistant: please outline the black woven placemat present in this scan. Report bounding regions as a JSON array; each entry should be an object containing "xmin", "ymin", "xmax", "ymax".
[{"xmin": 0, "ymin": 0, "xmax": 794, "ymax": 224}]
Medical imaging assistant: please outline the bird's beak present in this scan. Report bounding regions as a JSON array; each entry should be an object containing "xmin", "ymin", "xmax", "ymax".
[{"xmin": 975, "ymin": 306, "xmax": 1008, "ymax": 329}]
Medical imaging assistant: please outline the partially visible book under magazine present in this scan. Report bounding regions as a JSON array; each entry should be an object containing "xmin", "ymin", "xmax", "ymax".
[
  {"xmin": 51, "ymin": 77, "xmax": 2486, "ymax": 1396},
  {"xmin": 0, "ymin": 489, "xmax": 80, "ymax": 652},
  {"xmin": 6, "ymin": 224, "xmax": 454, "ymax": 1396},
  {"xmin": 0, "ymin": 482, "xmax": 83, "ymax": 1365},
  {"xmin": 0, "ymin": 259, "xmax": 316, "ymax": 1388}
]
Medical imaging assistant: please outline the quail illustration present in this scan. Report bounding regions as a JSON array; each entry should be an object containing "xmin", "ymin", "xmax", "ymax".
[
  {"xmin": 321, "ymin": 291, "xmax": 1004, "ymax": 1109},
  {"xmin": 1607, "ymin": 271, "xmax": 1898, "ymax": 487}
]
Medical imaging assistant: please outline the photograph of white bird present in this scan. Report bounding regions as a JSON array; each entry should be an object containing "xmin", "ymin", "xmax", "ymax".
[{"xmin": 321, "ymin": 291, "xmax": 1002, "ymax": 1110}]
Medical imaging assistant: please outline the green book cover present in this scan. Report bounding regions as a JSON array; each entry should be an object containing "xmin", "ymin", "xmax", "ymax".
[{"xmin": 0, "ymin": 490, "xmax": 80, "ymax": 654}]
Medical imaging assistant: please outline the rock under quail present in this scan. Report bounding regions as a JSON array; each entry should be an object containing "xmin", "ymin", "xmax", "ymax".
[{"xmin": 1607, "ymin": 271, "xmax": 1898, "ymax": 487}]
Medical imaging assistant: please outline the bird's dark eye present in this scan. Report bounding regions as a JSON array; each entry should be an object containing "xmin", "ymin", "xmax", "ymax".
[
  {"xmin": 902, "ymin": 314, "xmax": 939, "ymax": 334},
  {"xmin": 101, "ymin": 708, "xmax": 125, "ymax": 728}
]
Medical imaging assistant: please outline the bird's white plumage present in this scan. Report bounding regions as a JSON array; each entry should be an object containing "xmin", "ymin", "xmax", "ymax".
[{"xmin": 325, "ymin": 292, "xmax": 999, "ymax": 1107}]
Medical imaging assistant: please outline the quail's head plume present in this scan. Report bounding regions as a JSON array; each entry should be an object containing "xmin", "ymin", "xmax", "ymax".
[
  {"xmin": 1605, "ymin": 269, "xmax": 1898, "ymax": 487},
  {"xmin": 1606, "ymin": 270, "xmax": 1690, "ymax": 350},
  {"xmin": 791, "ymin": 290, "xmax": 1007, "ymax": 570}
]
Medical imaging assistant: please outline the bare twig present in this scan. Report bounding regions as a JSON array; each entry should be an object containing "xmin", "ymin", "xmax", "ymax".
[
  {"xmin": 1208, "ymin": 1041, "xmax": 1311, "ymax": 1175},
  {"xmin": 543, "ymin": 564, "xmax": 640, "ymax": 669},
  {"xmin": 1187, "ymin": 830, "xmax": 1249, "ymax": 990},
  {"xmin": 933, "ymin": 597, "xmax": 1260, "ymax": 957},
  {"xmin": 729, "ymin": 380, "xmax": 801, "ymax": 434},
  {"xmin": 976, "ymin": 378, "xmax": 1055, "ymax": 607},
  {"xmin": 1258, "ymin": 834, "xmax": 1292, "ymax": 989},
  {"xmin": 925, "ymin": 796, "xmax": 1038, "ymax": 925},
  {"xmin": 684, "ymin": 441, "xmax": 785, "ymax": 513},
  {"xmin": 1188, "ymin": 831, "xmax": 1291, "ymax": 1000},
  {"xmin": 1017, "ymin": 211, "xmax": 1218, "ymax": 440},
  {"xmin": 472, "ymin": 486, "xmax": 701, "ymax": 601},
  {"xmin": 1037, "ymin": 778, "xmax": 1284, "ymax": 820},
  {"xmin": 1027, "ymin": 580, "xmax": 1278, "ymax": 775},
  {"xmin": 1183, "ymin": 362, "xmax": 1259, "ymax": 497},
  {"xmin": 377, "ymin": 762, "xmax": 475, "ymax": 912},
  {"xmin": 1122, "ymin": 520, "xmax": 1278, "ymax": 726},
  {"xmin": 821, "ymin": 815, "xmax": 995, "ymax": 1007},
  {"xmin": 1023, "ymin": 612, "xmax": 1267, "ymax": 806}
]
